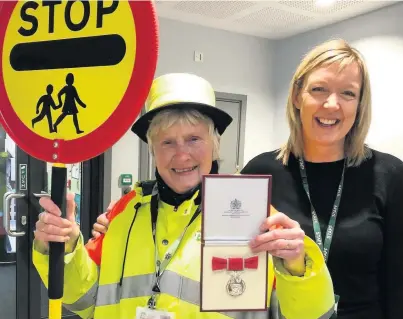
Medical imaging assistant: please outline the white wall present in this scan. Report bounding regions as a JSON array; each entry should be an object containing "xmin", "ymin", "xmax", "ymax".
[
  {"xmin": 110, "ymin": 128, "xmax": 140, "ymax": 201},
  {"xmin": 110, "ymin": 17, "xmax": 276, "ymax": 201},
  {"xmin": 272, "ymin": 2, "xmax": 403, "ymax": 159},
  {"xmin": 110, "ymin": 3, "xmax": 403, "ymax": 201}
]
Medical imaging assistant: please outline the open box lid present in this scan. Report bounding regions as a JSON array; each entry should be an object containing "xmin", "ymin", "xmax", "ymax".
[{"xmin": 201, "ymin": 174, "xmax": 272, "ymax": 242}]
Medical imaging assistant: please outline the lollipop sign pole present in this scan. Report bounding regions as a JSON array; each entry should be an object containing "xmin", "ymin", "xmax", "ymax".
[
  {"xmin": 48, "ymin": 164, "xmax": 67, "ymax": 318},
  {"xmin": 0, "ymin": 1, "xmax": 159, "ymax": 318}
]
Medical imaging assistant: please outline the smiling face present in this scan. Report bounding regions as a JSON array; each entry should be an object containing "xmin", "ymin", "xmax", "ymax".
[
  {"xmin": 152, "ymin": 121, "xmax": 213, "ymax": 194},
  {"xmin": 294, "ymin": 62, "xmax": 362, "ymax": 152}
]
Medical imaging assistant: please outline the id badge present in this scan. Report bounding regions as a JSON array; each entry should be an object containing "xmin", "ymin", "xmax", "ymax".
[
  {"xmin": 330, "ymin": 294, "xmax": 340, "ymax": 318},
  {"xmin": 135, "ymin": 306, "xmax": 175, "ymax": 319}
]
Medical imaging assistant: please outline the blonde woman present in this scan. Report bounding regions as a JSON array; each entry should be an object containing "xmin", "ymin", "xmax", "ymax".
[
  {"xmin": 33, "ymin": 73, "xmax": 335, "ymax": 319},
  {"xmin": 241, "ymin": 39, "xmax": 403, "ymax": 319}
]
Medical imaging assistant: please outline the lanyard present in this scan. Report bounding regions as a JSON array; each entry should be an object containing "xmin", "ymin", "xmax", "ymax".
[
  {"xmin": 298, "ymin": 158, "xmax": 346, "ymax": 263},
  {"xmin": 148, "ymin": 184, "xmax": 201, "ymax": 308}
]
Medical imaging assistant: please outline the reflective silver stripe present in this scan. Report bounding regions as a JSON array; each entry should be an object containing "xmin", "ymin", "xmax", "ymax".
[
  {"xmin": 96, "ymin": 271, "xmax": 200, "ymax": 306},
  {"xmin": 96, "ymin": 271, "xmax": 270, "ymax": 319},
  {"xmin": 278, "ymin": 303, "xmax": 335, "ymax": 319},
  {"xmin": 63, "ymin": 280, "xmax": 98, "ymax": 312},
  {"xmin": 270, "ymin": 290, "xmax": 280, "ymax": 319},
  {"xmin": 162, "ymin": 270, "xmax": 199, "ymax": 305},
  {"xmin": 63, "ymin": 269, "xmax": 332, "ymax": 319},
  {"xmin": 316, "ymin": 305, "xmax": 336, "ymax": 319},
  {"xmin": 97, "ymin": 273, "xmax": 154, "ymax": 306},
  {"xmin": 222, "ymin": 311, "xmax": 270, "ymax": 319}
]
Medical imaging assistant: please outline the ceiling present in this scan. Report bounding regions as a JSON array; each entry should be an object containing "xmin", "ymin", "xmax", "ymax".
[{"xmin": 155, "ymin": 0, "xmax": 397, "ymax": 39}]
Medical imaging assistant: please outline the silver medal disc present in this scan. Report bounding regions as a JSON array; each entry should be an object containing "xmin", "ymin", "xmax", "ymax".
[{"xmin": 226, "ymin": 275, "xmax": 246, "ymax": 297}]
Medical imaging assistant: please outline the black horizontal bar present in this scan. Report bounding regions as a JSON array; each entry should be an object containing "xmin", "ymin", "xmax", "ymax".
[{"xmin": 9, "ymin": 34, "xmax": 126, "ymax": 71}]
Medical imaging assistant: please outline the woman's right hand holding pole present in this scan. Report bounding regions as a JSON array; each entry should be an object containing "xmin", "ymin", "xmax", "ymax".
[{"xmin": 34, "ymin": 192, "xmax": 80, "ymax": 254}]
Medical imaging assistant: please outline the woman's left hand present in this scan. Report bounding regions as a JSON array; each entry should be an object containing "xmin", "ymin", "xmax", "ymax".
[{"xmin": 249, "ymin": 212, "xmax": 305, "ymax": 275}]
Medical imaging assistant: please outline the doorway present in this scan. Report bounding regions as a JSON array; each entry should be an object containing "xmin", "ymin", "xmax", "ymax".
[
  {"xmin": 214, "ymin": 92, "xmax": 247, "ymax": 174},
  {"xmin": 0, "ymin": 124, "xmax": 104, "ymax": 319}
]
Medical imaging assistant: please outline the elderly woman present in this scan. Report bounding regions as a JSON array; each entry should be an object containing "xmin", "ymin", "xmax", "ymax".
[{"xmin": 33, "ymin": 73, "xmax": 335, "ymax": 319}]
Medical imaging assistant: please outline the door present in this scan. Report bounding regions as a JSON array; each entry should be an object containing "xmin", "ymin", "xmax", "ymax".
[
  {"xmin": 0, "ymin": 123, "xmax": 102, "ymax": 319},
  {"xmin": 214, "ymin": 92, "xmax": 247, "ymax": 174},
  {"xmin": 137, "ymin": 92, "xmax": 247, "ymax": 179},
  {"xmin": 0, "ymin": 124, "xmax": 23, "ymax": 319}
]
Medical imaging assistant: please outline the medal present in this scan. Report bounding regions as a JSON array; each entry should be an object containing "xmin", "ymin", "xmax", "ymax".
[
  {"xmin": 226, "ymin": 271, "xmax": 246, "ymax": 296},
  {"xmin": 211, "ymin": 255, "xmax": 259, "ymax": 297}
]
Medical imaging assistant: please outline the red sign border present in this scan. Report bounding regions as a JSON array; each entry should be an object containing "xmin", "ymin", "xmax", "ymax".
[{"xmin": 0, "ymin": 1, "xmax": 158, "ymax": 163}]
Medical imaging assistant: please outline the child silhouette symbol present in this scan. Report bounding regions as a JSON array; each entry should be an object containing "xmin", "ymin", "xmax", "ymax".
[
  {"xmin": 32, "ymin": 84, "xmax": 58, "ymax": 133},
  {"xmin": 53, "ymin": 73, "xmax": 86, "ymax": 134}
]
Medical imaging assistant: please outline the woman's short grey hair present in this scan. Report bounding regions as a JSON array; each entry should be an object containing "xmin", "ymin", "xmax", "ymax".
[{"xmin": 146, "ymin": 108, "xmax": 221, "ymax": 160}]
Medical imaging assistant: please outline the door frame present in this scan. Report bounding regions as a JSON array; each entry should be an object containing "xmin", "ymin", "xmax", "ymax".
[
  {"xmin": 81, "ymin": 155, "xmax": 105, "ymax": 243},
  {"xmin": 138, "ymin": 108, "xmax": 151, "ymax": 182},
  {"xmin": 0, "ymin": 126, "xmax": 37, "ymax": 319},
  {"xmin": 215, "ymin": 91, "xmax": 247, "ymax": 170},
  {"xmin": 14, "ymin": 146, "xmax": 31, "ymax": 319}
]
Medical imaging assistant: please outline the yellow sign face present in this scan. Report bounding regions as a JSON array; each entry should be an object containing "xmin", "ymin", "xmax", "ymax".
[{"xmin": 2, "ymin": 0, "xmax": 136, "ymax": 140}]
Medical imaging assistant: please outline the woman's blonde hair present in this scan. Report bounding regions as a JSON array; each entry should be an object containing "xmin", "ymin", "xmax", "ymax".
[
  {"xmin": 277, "ymin": 38, "xmax": 372, "ymax": 167},
  {"xmin": 146, "ymin": 108, "xmax": 221, "ymax": 160}
]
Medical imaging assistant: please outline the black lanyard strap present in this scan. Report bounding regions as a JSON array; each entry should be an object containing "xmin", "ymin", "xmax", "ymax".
[{"xmin": 298, "ymin": 158, "xmax": 346, "ymax": 263}]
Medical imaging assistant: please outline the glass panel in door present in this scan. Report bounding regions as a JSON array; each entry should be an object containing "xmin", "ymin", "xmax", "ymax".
[
  {"xmin": 0, "ymin": 125, "xmax": 17, "ymax": 319},
  {"xmin": 0, "ymin": 123, "xmax": 32, "ymax": 319}
]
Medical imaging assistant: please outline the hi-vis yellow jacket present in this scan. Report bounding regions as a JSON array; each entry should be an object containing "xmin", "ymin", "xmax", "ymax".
[{"xmin": 33, "ymin": 181, "xmax": 335, "ymax": 319}]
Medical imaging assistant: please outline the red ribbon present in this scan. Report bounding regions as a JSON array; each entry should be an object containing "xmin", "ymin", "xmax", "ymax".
[{"xmin": 212, "ymin": 255, "xmax": 259, "ymax": 271}]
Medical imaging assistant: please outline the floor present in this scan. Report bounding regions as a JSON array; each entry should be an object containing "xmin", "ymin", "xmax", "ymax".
[
  {"xmin": 0, "ymin": 263, "xmax": 77, "ymax": 319},
  {"xmin": 0, "ymin": 263, "xmax": 16, "ymax": 319}
]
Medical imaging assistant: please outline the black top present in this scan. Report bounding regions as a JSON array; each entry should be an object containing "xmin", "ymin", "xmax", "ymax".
[{"xmin": 241, "ymin": 149, "xmax": 403, "ymax": 319}]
